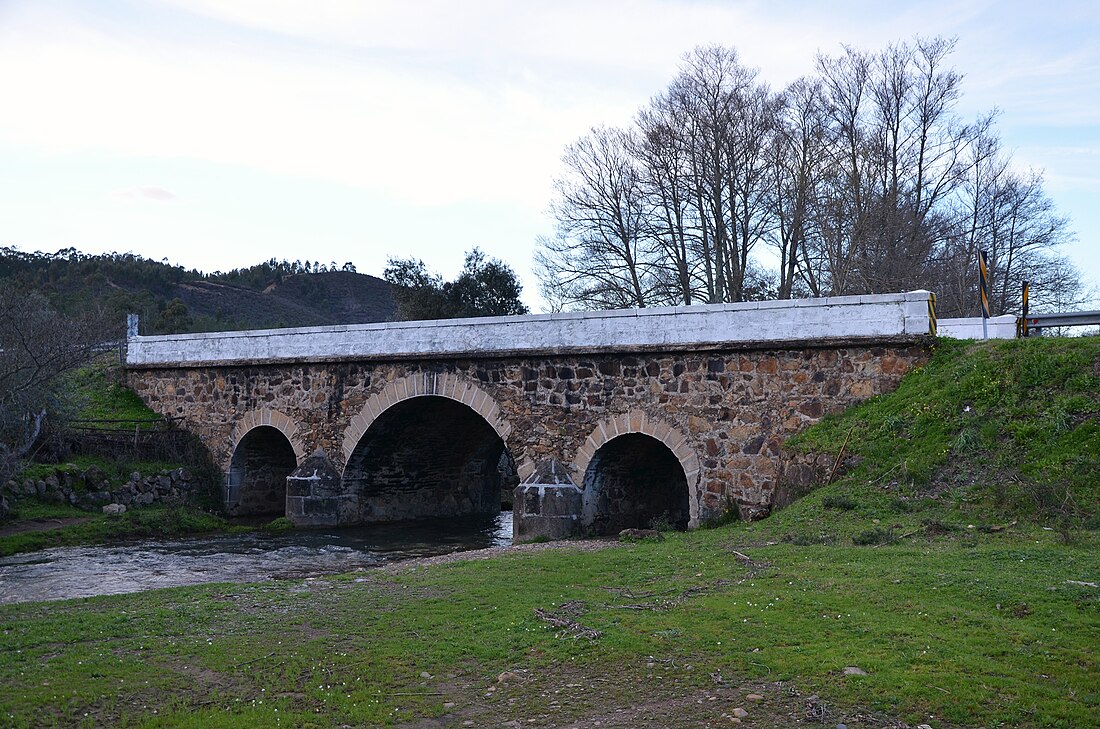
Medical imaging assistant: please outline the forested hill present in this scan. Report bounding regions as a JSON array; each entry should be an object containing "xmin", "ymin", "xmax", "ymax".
[{"xmin": 0, "ymin": 248, "xmax": 397, "ymax": 335}]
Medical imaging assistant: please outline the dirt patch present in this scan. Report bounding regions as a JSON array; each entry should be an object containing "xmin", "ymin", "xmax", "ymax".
[
  {"xmin": 0, "ymin": 516, "xmax": 92, "ymax": 537},
  {"xmin": 396, "ymin": 659, "xmax": 935, "ymax": 729},
  {"xmin": 377, "ymin": 538, "xmax": 618, "ymax": 575}
]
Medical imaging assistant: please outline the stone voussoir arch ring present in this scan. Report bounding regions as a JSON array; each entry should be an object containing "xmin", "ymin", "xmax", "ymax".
[
  {"xmin": 572, "ymin": 409, "xmax": 701, "ymax": 488},
  {"xmin": 228, "ymin": 408, "xmax": 307, "ymax": 467},
  {"xmin": 340, "ymin": 372, "xmax": 513, "ymax": 465}
]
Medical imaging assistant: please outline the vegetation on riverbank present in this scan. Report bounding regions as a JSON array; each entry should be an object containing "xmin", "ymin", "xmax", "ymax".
[
  {"xmin": 64, "ymin": 359, "xmax": 164, "ymax": 426},
  {"xmin": 1, "ymin": 355, "xmax": 225, "ymax": 548},
  {"xmin": 0, "ymin": 502, "xmax": 236, "ymax": 556},
  {"xmin": 0, "ymin": 338, "xmax": 1096, "ymax": 727}
]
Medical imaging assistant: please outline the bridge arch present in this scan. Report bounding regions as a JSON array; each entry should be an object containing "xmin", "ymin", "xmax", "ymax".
[
  {"xmin": 341, "ymin": 374, "xmax": 516, "ymax": 522},
  {"xmin": 341, "ymin": 373, "xmax": 512, "ymax": 464},
  {"xmin": 226, "ymin": 409, "xmax": 305, "ymax": 517},
  {"xmin": 575, "ymin": 411, "xmax": 700, "ymax": 532}
]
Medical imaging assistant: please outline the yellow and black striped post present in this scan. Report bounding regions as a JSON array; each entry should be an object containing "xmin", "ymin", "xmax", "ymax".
[
  {"xmin": 978, "ymin": 251, "xmax": 991, "ymax": 339},
  {"xmin": 1021, "ymin": 280, "xmax": 1030, "ymax": 337},
  {"xmin": 928, "ymin": 292, "xmax": 938, "ymax": 336}
]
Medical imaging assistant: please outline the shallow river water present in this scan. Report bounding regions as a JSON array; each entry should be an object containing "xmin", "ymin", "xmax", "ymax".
[{"xmin": 0, "ymin": 511, "xmax": 512, "ymax": 605}]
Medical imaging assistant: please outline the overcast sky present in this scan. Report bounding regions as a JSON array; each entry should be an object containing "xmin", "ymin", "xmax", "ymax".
[{"xmin": 1, "ymin": 0, "xmax": 1097, "ymax": 310}]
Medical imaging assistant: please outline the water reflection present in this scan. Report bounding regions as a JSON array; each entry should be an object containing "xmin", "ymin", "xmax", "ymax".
[{"xmin": 0, "ymin": 511, "xmax": 512, "ymax": 605}]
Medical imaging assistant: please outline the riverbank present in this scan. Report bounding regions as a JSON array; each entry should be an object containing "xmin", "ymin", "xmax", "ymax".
[
  {"xmin": 0, "ymin": 501, "xmax": 237, "ymax": 557},
  {"xmin": 1, "ymin": 337, "xmax": 1096, "ymax": 726},
  {"xmin": 1, "ymin": 522, "xmax": 1096, "ymax": 728}
]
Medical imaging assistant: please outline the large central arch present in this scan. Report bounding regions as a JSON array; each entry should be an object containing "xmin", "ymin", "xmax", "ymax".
[{"xmin": 340, "ymin": 374, "xmax": 516, "ymax": 523}]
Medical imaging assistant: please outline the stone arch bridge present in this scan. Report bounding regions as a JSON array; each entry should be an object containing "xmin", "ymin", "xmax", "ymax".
[{"xmin": 125, "ymin": 292, "xmax": 935, "ymax": 539}]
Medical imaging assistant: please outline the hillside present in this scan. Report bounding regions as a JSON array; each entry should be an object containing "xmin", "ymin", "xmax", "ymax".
[
  {"xmin": 0, "ymin": 248, "xmax": 397, "ymax": 334},
  {"xmin": 781, "ymin": 335, "xmax": 1099, "ymax": 534},
  {"xmin": 168, "ymin": 271, "xmax": 397, "ymax": 331}
]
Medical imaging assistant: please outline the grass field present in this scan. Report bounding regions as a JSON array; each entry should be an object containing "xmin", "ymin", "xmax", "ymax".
[
  {"xmin": 1, "ymin": 337, "xmax": 1097, "ymax": 727},
  {"xmin": 0, "ymin": 523, "xmax": 1095, "ymax": 728}
]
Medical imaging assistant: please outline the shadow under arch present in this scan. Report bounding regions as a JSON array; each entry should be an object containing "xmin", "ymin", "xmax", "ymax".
[
  {"xmin": 342, "ymin": 395, "xmax": 517, "ymax": 522},
  {"xmin": 581, "ymin": 433, "xmax": 690, "ymax": 535},
  {"xmin": 226, "ymin": 425, "xmax": 298, "ymax": 516}
]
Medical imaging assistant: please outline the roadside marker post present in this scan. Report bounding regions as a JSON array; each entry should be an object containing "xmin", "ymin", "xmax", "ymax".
[
  {"xmin": 1016, "ymin": 281, "xmax": 1030, "ymax": 338},
  {"xmin": 928, "ymin": 292, "xmax": 937, "ymax": 336},
  {"xmin": 978, "ymin": 251, "xmax": 991, "ymax": 340}
]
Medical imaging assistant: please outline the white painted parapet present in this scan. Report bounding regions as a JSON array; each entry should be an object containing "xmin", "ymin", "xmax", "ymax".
[
  {"xmin": 937, "ymin": 315, "xmax": 1017, "ymax": 340},
  {"xmin": 126, "ymin": 291, "xmax": 935, "ymax": 367}
]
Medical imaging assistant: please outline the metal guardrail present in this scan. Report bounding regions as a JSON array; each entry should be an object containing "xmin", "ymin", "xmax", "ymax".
[{"xmin": 1017, "ymin": 310, "xmax": 1100, "ymax": 336}]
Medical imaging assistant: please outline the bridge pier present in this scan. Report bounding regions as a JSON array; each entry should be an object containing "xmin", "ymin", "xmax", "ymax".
[
  {"xmin": 513, "ymin": 459, "xmax": 583, "ymax": 541},
  {"xmin": 285, "ymin": 450, "xmax": 349, "ymax": 527}
]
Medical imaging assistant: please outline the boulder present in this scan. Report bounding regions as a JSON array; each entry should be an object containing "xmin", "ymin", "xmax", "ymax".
[
  {"xmin": 87, "ymin": 490, "xmax": 111, "ymax": 505},
  {"xmin": 102, "ymin": 503, "xmax": 127, "ymax": 516}
]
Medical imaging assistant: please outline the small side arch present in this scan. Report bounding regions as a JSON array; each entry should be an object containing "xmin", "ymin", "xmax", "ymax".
[
  {"xmin": 225, "ymin": 409, "xmax": 306, "ymax": 517},
  {"xmin": 574, "ymin": 410, "xmax": 701, "ymax": 529},
  {"xmin": 341, "ymin": 372, "xmax": 512, "ymax": 465}
]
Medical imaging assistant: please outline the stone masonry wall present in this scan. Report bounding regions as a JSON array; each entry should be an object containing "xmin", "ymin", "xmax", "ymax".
[
  {"xmin": 127, "ymin": 342, "xmax": 929, "ymax": 524},
  {"xmin": 3, "ymin": 466, "xmax": 199, "ymax": 513}
]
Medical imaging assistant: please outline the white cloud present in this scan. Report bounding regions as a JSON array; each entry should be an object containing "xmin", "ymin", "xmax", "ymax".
[
  {"xmin": 0, "ymin": 0, "xmax": 1096, "ymax": 294},
  {"xmin": 110, "ymin": 186, "xmax": 178, "ymax": 201}
]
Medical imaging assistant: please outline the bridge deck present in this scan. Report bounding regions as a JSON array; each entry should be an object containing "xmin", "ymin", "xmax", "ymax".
[{"xmin": 125, "ymin": 291, "xmax": 935, "ymax": 368}]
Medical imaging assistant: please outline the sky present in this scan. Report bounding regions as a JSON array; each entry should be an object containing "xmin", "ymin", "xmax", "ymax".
[{"xmin": 1, "ymin": 0, "xmax": 1097, "ymax": 311}]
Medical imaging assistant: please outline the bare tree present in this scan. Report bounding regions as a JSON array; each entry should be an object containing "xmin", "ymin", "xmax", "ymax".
[
  {"xmin": 0, "ymin": 285, "xmax": 111, "ymax": 494},
  {"xmin": 535, "ymin": 126, "xmax": 656, "ymax": 309},
  {"xmin": 535, "ymin": 37, "xmax": 1083, "ymax": 315},
  {"xmin": 770, "ymin": 77, "xmax": 831, "ymax": 298},
  {"xmin": 633, "ymin": 98, "xmax": 698, "ymax": 304}
]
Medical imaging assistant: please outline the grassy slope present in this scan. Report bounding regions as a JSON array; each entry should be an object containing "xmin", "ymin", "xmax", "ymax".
[
  {"xmin": 0, "ymin": 338, "xmax": 1097, "ymax": 728},
  {"xmin": 785, "ymin": 336, "xmax": 1099, "ymax": 534},
  {"xmin": 1, "ymin": 356, "xmax": 229, "ymax": 552},
  {"xmin": 64, "ymin": 358, "xmax": 163, "ymax": 426}
]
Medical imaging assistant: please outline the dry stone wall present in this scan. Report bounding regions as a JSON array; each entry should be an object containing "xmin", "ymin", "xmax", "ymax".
[
  {"xmin": 127, "ymin": 342, "xmax": 929, "ymax": 526},
  {"xmin": 3, "ymin": 466, "xmax": 199, "ymax": 513}
]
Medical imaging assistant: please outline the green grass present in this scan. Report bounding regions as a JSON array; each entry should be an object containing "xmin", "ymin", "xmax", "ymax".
[
  {"xmin": 788, "ymin": 336, "xmax": 1100, "ymax": 529},
  {"xmin": 15, "ymin": 455, "xmax": 183, "ymax": 489},
  {"xmin": 0, "ymin": 504, "xmax": 237, "ymax": 556},
  {"xmin": 0, "ymin": 526, "xmax": 1095, "ymax": 728},
  {"xmin": 65, "ymin": 356, "xmax": 162, "ymax": 426},
  {"xmin": 0, "ymin": 337, "xmax": 1096, "ymax": 727}
]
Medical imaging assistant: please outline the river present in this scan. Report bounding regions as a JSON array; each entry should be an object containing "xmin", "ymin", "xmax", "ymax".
[{"xmin": 0, "ymin": 510, "xmax": 512, "ymax": 605}]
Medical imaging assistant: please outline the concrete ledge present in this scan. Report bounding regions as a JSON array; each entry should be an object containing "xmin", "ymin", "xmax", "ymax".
[
  {"xmin": 938, "ymin": 315, "xmax": 1016, "ymax": 340},
  {"xmin": 126, "ymin": 291, "xmax": 935, "ymax": 368}
]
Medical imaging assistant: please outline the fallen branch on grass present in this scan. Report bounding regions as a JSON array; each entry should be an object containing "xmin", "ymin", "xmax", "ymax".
[
  {"xmin": 827, "ymin": 425, "xmax": 856, "ymax": 483},
  {"xmin": 873, "ymin": 527, "xmax": 924, "ymax": 548},
  {"xmin": 600, "ymin": 586, "xmax": 679, "ymax": 599},
  {"xmin": 533, "ymin": 608, "xmax": 601, "ymax": 640},
  {"xmin": 986, "ymin": 519, "xmax": 1018, "ymax": 532},
  {"xmin": 605, "ymin": 585, "xmax": 709, "ymax": 611},
  {"xmin": 232, "ymin": 652, "xmax": 276, "ymax": 668}
]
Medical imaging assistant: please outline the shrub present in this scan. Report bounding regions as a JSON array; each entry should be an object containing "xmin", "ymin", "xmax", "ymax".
[
  {"xmin": 822, "ymin": 494, "xmax": 859, "ymax": 511},
  {"xmin": 852, "ymin": 527, "xmax": 896, "ymax": 546}
]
